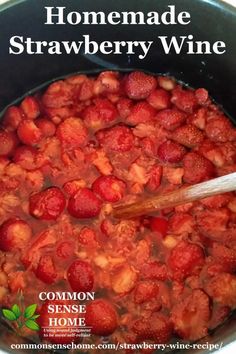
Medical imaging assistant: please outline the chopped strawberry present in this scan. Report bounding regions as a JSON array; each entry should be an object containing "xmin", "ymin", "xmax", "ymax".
[
  {"xmin": 126, "ymin": 102, "xmax": 156, "ymax": 125},
  {"xmin": 67, "ymin": 188, "xmax": 102, "ymax": 219},
  {"xmin": 56, "ymin": 241, "xmax": 74, "ymax": 259},
  {"xmin": 95, "ymin": 71, "xmax": 120, "ymax": 95},
  {"xmin": 17, "ymin": 120, "xmax": 42, "ymax": 146},
  {"xmin": 219, "ymin": 141, "xmax": 236, "ymax": 165},
  {"xmin": 96, "ymin": 125, "xmax": 134, "ymax": 152},
  {"xmin": 168, "ymin": 240, "xmax": 205, "ymax": 280},
  {"xmin": 171, "ymin": 87, "xmax": 198, "ymax": 113},
  {"xmin": 150, "ymin": 217, "xmax": 168, "ymax": 237},
  {"xmin": 196, "ymin": 208, "xmax": 230, "ymax": 239},
  {"xmin": 189, "ymin": 107, "xmax": 207, "ymax": 130},
  {"xmin": 85, "ymin": 299, "xmax": 118, "ymax": 336},
  {"xmin": 42, "ymin": 80, "xmax": 73, "ymax": 108},
  {"xmin": 172, "ymin": 124, "xmax": 204, "ymax": 148},
  {"xmin": 13, "ymin": 146, "xmax": 46, "ymax": 171},
  {"xmin": 200, "ymin": 193, "xmax": 232, "ymax": 208},
  {"xmin": 117, "ymin": 98, "xmax": 133, "ymax": 119},
  {"xmin": 158, "ymin": 76, "xmax": 176, "ymax": 91},
  {"xmin": 35, "ymin": 118, "xmax": 56, "ymax": 137},
  {"xmin": 67, "ymin": 260, "xmax": 94, "ymax": 292},
  {"xmin": 112, "ymin": 264, "xmax": 138, "ymax": 294},
  {"xmin": 29, "ymin": 187, "xmax": 66, "ymax": 220},
  {"xmin": 78, "ymin": 227, "xmax": 97, "ymax": 247},
  {"xmin": 63, "ymin": 179, "xmax": 86, "ymax": 196},
  {"xmin": 157, "ymin": 140, "xmax": 186, "ymax": 163},
  {"xmin": 205, "ymin": 116, "xmax": 235, "ymax": 142},
  {"xmin": 146, "ymin": 165, "xmax": 163, "ymax": 191},
  {"xmin": 78, "ymin": 78, "xmax": 94, "ymax": 100},
  {"xmin": 134, "ymin": 281, "xmax": 159, "ymax": 304},
  {"xmin": 171, "ymin": 289, "xmax": 210, "ymax": 340},
  {"xmin": 198, "ymin": 139, "xmax": 225, "ymax": 167},
  {"xmin": 3, "ymin": 106, "xmax": 24, "ymax": 131},
  {"xmin": 163, "ymin": 167, "xmax": 184, "ymax": 185},
  {"xmin": 195, "ymin": 88, "xmax": 209, "ymax": 105},
  {"xmin": 155, "ymin": 108, "xmax": 186, "ymax": 131},
  {"xmin": 204, "ymin": 273, "xmax": 236, "ymax": 308},
  {"xmin": 0, "ymin": 130, "xmax": 18, "ymax": 157},
  {"xmin": 132, "ymin": 313, "xmax": 172, "ymax": 343},
  {"xmin": 20, "ymin": 96, "xmax": 40, "ymax": 120},
  {"xmin": 35, "ymin": 254, "xmax": 57, "ymax": 284},
  {"xmin": 83, "ymin": 98, "xmax": 118, "ymax": 130},
  {"xmin": 169, "ymin": 213, "xmax": 194, "ymax": 235},
  {"xmin": 147, "ymin": 89, "xmax": 170, "ymax": 110},
  {"xmin": 56, "ymin": 117, "xmax": 88, "ymax": 149},
  {"xmin": 124, "ymin": 71, "xmax": 157, "ymax": 100},
  {"xmin": 209, "ymin": 243, "xmax": 236, "ymax": 272},
  {"xmin": 183, "ymin": 152, "xmax": 215, "ymax": 184},
  {"xmin": 0, "ymin": 218, "xmax": 32, "ymax": 252},
  {"xmin": 92, "ymin": 175, "xmax": 126, "ymax": 202},
  {"xmin": 140, "ymin": 261, "xmax": 168, "ymax": 281}
]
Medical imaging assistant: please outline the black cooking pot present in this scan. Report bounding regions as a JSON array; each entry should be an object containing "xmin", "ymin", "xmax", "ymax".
[{"xmin": 0, "ymin": 0, "xmax": 236, "ymax": 353}]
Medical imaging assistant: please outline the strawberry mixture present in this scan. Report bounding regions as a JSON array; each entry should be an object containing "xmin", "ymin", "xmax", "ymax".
[{"xmin": 0, "ymin": 71, "xmax": 236, "ymax": 351}]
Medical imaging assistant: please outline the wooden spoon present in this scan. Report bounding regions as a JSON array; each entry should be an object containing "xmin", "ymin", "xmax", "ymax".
[{"xmin": 113, "ymin": 172, "xmax": 236, "ymax": 219}]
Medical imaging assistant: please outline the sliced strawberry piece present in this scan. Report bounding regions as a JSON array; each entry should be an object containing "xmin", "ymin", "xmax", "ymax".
[
  {"xmin": 13, "ymin": 146, "xmax": 45, "ymax": 171},
  {"xmin": 155, "ymin": 108, "xmax": 186, "ymax": 131},
  {"xmin": 56, "ymin": 241, "xmax": 74, "ymax": 259},
  {"xmin": 95, "ymin": 71, "xmax": 120, "ymax": 95},
  {"xmin": 189, "ymin": 107, "xmax": 207, "ymax": 130},
  {"xmin": 17, "ymin": 119, "xmax": 42, "ymax": 146},
  {"xmin": 172, "ymin": 124, "xmax": 204, "ymax": 148},
  {"xmin": 83, "ymin": 98, "xmax": 118, "ymax": 130},
  {"xmin": 205, "ymin": 116, "xmax": 235, "ymax": 142},
  {"xmin": 126, "ymin": 102, "xmax": 156, "ymax": 125},
  {"xmin": 204, "ymin": 273, "xmax": 236, "ymax": 308},
  {"xmin": 158, "ymin": 76, "xmax": 176, "ymax": 91},
  {"xmin": 146, "ymin": 165, "xmax": 163, "ymax": 191},
  {"xmin": 140, "ymin": 261, "xmax": 168, "ymax": 281},
  {"xmin": 124, "ymin": 71, "xmax": 157, "ymax": 100},
  {"xmin": 147, "ymin": 89, "xmax": 170, "ymax": 110},
  {"xmin": 78, "ymin": 78, "xmax": 94, "ymax": 100},
  {"xmin": 169, "ymin": 213, "xmax": 194, "ymax": 235},
  {"xmin": 132, "ymin": 313, "xmax": 172, "ymax": 343},
  {"xmin": 3, "ymin": 106, "xmax": 24, "ymax": 131},
  {"xmin": 0, "ymin": 218, "xmax": 32, "ymax": 252},
  {"xmin": 111, "ymin": 264, "xmax": 138, "ymax": 294},
  {"xmin": 67, "ymin": 187, "xmax": 102, "ymax": 219},
  {"xmin": 117, "ymin": 98, "xmax": 133, "ymax": 119},
  {"xmin": 171, "ymin": 87, "xmax": 198, "ymax": 113},
  {"xmin": 134, "ymin": 281, "xmax": 159, "ymax": 304},
  {"xmin": 157, "ymin": 140, "xmax": 186, "ymax": 163},
  {"xmin": 85, "ymin": 299, "xmax": 118, "ymax": 336},
  {"xmin": 96, "ymin": 125, "xmax": 134, "ymax": 152},
  {"xmin": 67, "ymin": 260, "xmax": 94, "ymax": 292},
  {"xmin": 78, "ymin": 227, "xmax": 97, "ymax": 247},
  {"xmin": 56, "ymin": 117, "xmax": 88, "ymax": 149},
  {"xmin": 200, "ymin": 193, "xmax": 232, "ymax": 208},
  {"xmin": 168, "ymin": 240, "xmax": 205, "ymax": 280},
  {"xmin": 0, "ymin": 130, "xmax": 18, "ymax": 157},
  {"xmin": 209, "ymin": 243, "xmax": 236, "ymax": 272},
  {"xmin": 35, "ymin": 254, "xmax": 57, "ymax": 284},
  {"xmin": 35, "ymin": 118, "xmax": 56, "ymax": 137},
  {"xmin": 29, "ymin": 187, "xmax": 66, "ymax": 220},
  {"xmin": 198, "ymin": 139, "xmax": 225, "ymax": 167},
  {"xmin": 92, "ymin": 175, "xmax": 126, "ymax": 202},
  {"xmin": 20, "ymin": 96, "xmax": 40, "ymax": 120},
  {"xmin": 183, "ymin": 152, "xmax": 215, "ymax": 184},
  {"xmin": 171, "ymin": 289, "xmax": 210, "ymax": 340},
  {"xmin": 42, "ymin": 80, "xmax": 73, "ymax": 108},
  {"xmin": 195, "ymin": 88, "xmax": 209, "ymax": 105},
  {"xmin": 196, "ymin": 208, "xmax": 230, "ymax": 239},
  {"xmin": 163, "ymin": 166, "xmax": 184, "ymax": 185}
]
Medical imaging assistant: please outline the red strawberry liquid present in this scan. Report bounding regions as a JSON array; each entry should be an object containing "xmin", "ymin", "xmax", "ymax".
[{"xmin": 0, "ymin": 71, "xmax": 236, "ymax": 352}]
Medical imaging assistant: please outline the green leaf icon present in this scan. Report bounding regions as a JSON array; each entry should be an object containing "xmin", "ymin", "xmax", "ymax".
[
  {"xmin": 30, "ymin": 314, "xmax": 40, "ymax": 320},
  {"xmin": 25, "ymin": 319, "xmax": 40, "ymax": 331},
  {"xmin": 24, "ymin": 304, "xmax": 37, "ymax": 319},
  {"xmin": 11, "ymin": 304, "xmax": 21, "ymax": 319},
  {"xmin": 2, "ymin": 309, "xmax": 17, "ymax": 321}
]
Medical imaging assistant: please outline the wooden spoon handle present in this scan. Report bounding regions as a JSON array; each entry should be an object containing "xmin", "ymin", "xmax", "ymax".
[{"xmin": 113, "ymin": 172, "xmax": 236, "ymax": 219}]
